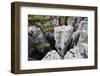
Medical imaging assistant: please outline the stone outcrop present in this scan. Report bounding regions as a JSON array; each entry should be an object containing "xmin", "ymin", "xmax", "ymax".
[
  {"xmin": 43, "ymin": 50, "xmax": 61, "ymax": 60},
  {"xmin": 28, "ymin": 17, "xmax": 88, "ymax": 60}
]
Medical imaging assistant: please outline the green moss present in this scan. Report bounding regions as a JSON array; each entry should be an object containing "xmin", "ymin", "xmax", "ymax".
[{"xmin": 38, "ymin": 43, "xmax": 50, "ymax": 49}]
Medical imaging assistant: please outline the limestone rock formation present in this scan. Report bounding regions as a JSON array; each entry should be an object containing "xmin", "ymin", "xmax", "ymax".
[
  {"xmin": 28, "ymin": 16, "xmax": 88, "ymax": 60},
  {"xmin": 43, "ymin": 50, "xmax": 61, "ymax": 60}
]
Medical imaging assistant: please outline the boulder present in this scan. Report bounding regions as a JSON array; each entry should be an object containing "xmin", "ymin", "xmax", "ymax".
[{"xmin": 42, "ymin": 50, "xmax": 61, "ymax": 60}]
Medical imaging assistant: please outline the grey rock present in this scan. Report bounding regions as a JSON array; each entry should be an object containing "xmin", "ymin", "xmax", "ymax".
[{"xmin": 42, "ymin": 50, "xmax": 61, "ymax": 60}]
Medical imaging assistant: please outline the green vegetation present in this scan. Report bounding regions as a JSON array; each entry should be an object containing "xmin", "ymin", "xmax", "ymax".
[
  {"xmin": 28, "ymin": 15, "xmax": 53, "ymax": 32},
  {"xmin": 37, "ymin": 43, "xmax": 50, "ymax": 52}
]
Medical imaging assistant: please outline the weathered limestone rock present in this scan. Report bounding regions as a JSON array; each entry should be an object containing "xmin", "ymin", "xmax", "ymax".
[
  {"xmin": 54, "ymin": 25, "xmax": 73, "ymax": 59},
  {"xmin": 64, "ymin": 43, "xmax": 88, "ymax": 59},
  {"xmin": 42, "ymin": 50, "xmax": 61, "ymax": 60}
]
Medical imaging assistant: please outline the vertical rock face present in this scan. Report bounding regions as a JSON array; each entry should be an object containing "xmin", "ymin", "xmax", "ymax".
[
  {"xmin": 54, "ymin": 25, "xmax": 73, "ymax": 59},
  {"xmin": 64, "ymin": 18, "xmax": 88, "ymax": 59},
  {"xmin": 43, "ymin": 17, "xmax": 88, "ymax": 60},
  {"xmin": 52, "ymin": 16, "xmax": 59, "ymax": 27}
]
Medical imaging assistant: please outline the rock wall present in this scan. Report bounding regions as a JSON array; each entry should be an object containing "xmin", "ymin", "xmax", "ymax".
[{"xmin": 43, "ymin": 17, "xmax": 88, "ymax": 60}]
